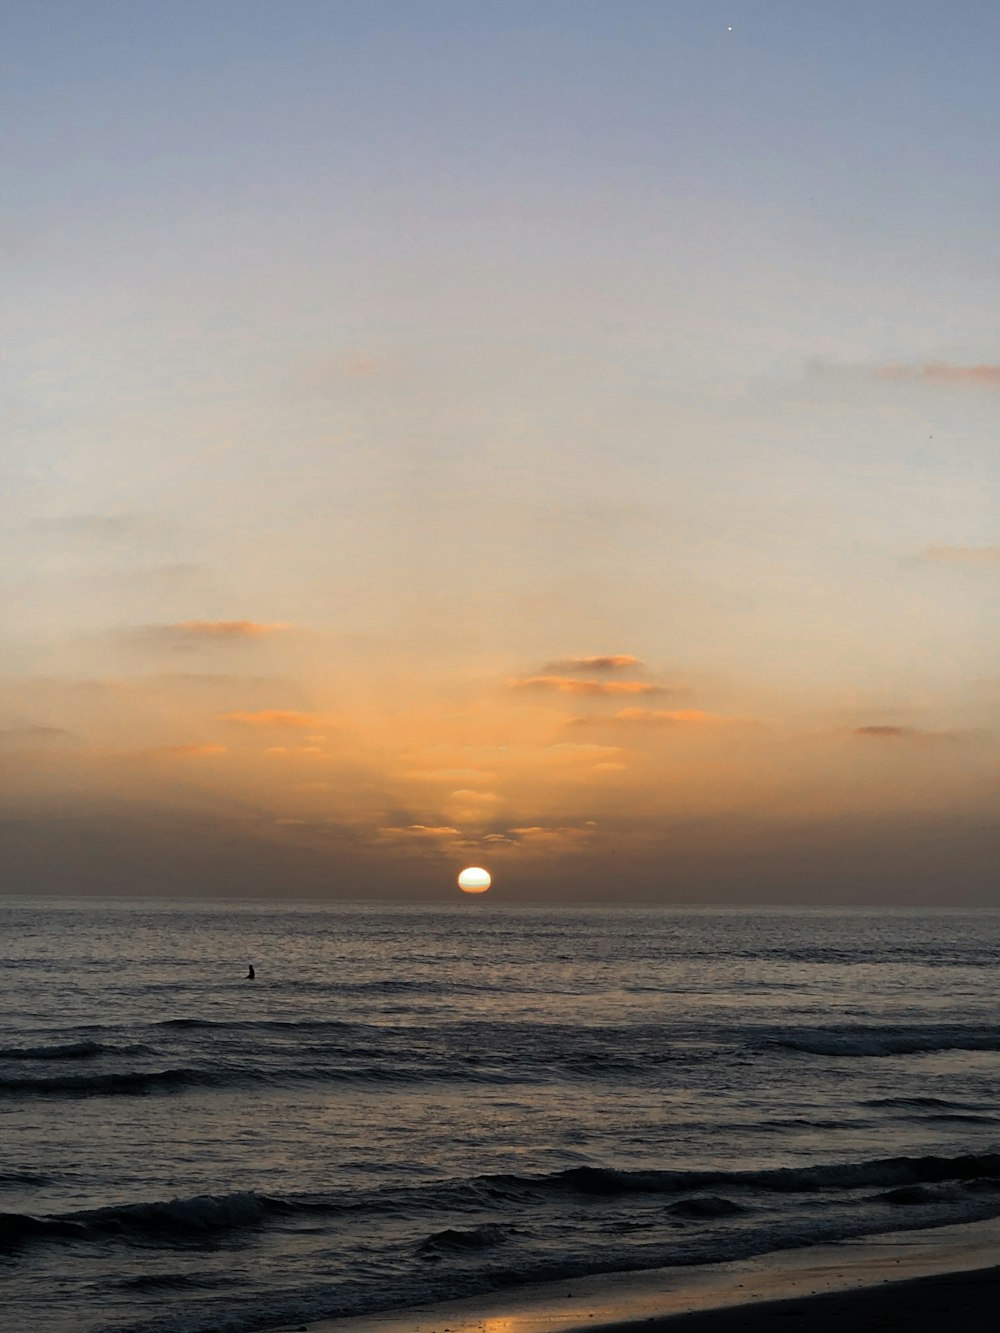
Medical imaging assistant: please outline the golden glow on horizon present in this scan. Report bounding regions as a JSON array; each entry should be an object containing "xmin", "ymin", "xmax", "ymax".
[{"xmin": 458, "ymin": 866, "xmax": 492, "ymax": 893}]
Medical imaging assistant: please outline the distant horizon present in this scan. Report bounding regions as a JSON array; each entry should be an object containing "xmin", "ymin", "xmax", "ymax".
[{"xmin": 5, "ymin": 890, "xmax": 998, "ymax": 914}]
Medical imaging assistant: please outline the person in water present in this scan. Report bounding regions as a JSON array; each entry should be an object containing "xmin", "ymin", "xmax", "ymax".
[{"xmin": 246, "ymin": 964, "xmax": 255, "ymax": 980}]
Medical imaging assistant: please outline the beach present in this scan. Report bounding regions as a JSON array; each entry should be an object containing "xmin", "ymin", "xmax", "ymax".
[{"xmin": 285, "ymin": 1216, "xmax": 1000, "ymax": 1332}]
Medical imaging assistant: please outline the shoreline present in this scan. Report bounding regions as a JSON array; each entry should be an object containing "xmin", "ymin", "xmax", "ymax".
[{"xmin": 278, "ymin": 1215, "xmax": 1000, "ymax": 1332}]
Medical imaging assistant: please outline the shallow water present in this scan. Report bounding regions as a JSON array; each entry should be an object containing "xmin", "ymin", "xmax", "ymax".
[{"xmin": 2, "ymin": 898, "xmax": 1000, "ymax": 1332}]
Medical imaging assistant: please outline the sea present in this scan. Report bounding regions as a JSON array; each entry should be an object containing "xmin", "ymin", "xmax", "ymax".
[{"xmin": 3, "ymin": 897, "xmax": 1000, "ymax": 1333}]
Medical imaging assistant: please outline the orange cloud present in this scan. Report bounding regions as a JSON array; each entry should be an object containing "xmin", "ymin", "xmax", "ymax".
[
  {"xmin": 924, "ymin": 545, "xmax": 1000, "ymax": 564},
  {"xmin": 444, "ymin": 789, "xmax": 502, "ymax": 826},
  {"xmin": 877, "ymin": 363, "xmax": 1000, "ymax": 388},
  {"xmin": 132, "ymin": 621, "xmax": 291, "ymax": 648},
  {"xmin": 172, "ymin": 620, "xmax": 290, "ymax": 639},
  {"xmin": 222, "ymin": 710, "xmax": 329, "ymax": 729},
  {"xmin": 508, "ymin": 675, "xmax": 669, "ymax": 697},
  {"xmin": 542, "ymin": 654, "xmax": 641, "ymax": 673}
]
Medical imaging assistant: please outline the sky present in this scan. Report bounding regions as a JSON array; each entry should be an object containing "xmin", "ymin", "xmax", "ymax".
[{"xmin": 2, "ymin": 1, "xmax": 997, "ymax": 903}]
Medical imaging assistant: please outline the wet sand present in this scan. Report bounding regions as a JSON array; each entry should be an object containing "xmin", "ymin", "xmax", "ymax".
[
  {"xmin": 625, "ymin": 1265, "xmax": 1000, "ymax": 1330},
  {"xmin": 280, "ymin": 1216, "xmax": 1000, "ymax": 1332}
]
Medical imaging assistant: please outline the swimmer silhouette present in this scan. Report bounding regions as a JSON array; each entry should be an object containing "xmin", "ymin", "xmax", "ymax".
[{"xmin": 246, "ymin": 964, "xmax": 255, "ymax": 980}]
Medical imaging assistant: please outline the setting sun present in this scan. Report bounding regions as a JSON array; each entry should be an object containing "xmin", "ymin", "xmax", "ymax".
[{"xmin": 457, "ymin": 866, "xmax": 492, "ymax": 893}]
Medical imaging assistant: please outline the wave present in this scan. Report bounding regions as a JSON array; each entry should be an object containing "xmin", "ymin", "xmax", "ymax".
[
  {"xmin": 0, "ymin": 1060, "xmax": 532, "ymax": 1099},
  {"xmin": 864, "ymin": 1095, "xmax": 986, "ymax": 1110},
  {"xmin": 156, "ymin": 1017, "xmax": 361, "ymax": 1032},
  {"xmin": 767, "ymin": 1024, "xmax": 1000, "ymax": 1058},
  {"xmin": 417, "ymin": 1223, "xmax": 511, "ymax": 1256},
  {"xmin": 0, "ymin": 1068, "xmax": 206, "ymax": 1097},
  {"xmin": 875, "ymin": 1185, "xmax": 939, "ymax": 1205},
  {"xmin": 667, "ymin": 1195, "xmax": 748, "ymax": 1218},
  {"xmin": 7, "ymin": 1150, "xmax": 1000, "ymax": 1260},
  {"xmin": 116, "ymin": 1271, "xmax": 236, "ymax": 1293},
  {"xmin": 490, "ymin": 1152, "xmax": 1000, "ymax": 1198},
  {"xmin": 0, "ymin": 1040, "xmax": 105, "ymax": 1061},
  {"xmin": 0, "ymin": 1170, "xmax": 52, "ymax": 1188},
  {"xmin": 1, "ymin": 1190, "xmax": 282, "ymax": 1252}
]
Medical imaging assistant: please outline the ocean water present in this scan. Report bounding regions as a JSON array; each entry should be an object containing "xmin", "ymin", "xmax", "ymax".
[{"xmin": 3, "ymin": 899, "xmax": 1000, "ymax": 1333}]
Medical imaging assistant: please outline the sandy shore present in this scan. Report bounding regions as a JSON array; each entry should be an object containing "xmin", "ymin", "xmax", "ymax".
[{"xmin": 278, "ymin": 1215, "xmax": 1000, "ymax": 1332}]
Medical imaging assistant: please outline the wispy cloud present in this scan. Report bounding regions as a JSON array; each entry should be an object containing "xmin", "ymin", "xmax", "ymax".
[
  {"xmin": 222, "ymin": 710, "xmax": 329, "ymax": 729},
  {"xmin": 27, "ymin": 512, "xmax": 166, "ymax": 540},
  {"xmin": 574, "ymin": 708, "xmax": 738, "ymax": 727},
  {"xmin": 0, "ymin": 724, "xmax": 72, "ymax": 745},
  {"xmin": 445, "ymin": 788, "xmax": 501, "ymax": 822},
  {"xmin": 876, "ymin": 362, "xmax": 1000, "ymax": 389},
  {"xmin": 924, "ymin": 545, "xmax": 1000, "ymax": 565},
  {"xmin": 134, "ymin": 620, "xmax": 291, "ymax": 647},
  {"xmin": 293, "ymin": 352, "xmax": 382, "ymax": 392},
  {"xmin": 542, "ymin": 654, "xmax": 641, "ymax": 673},
  {"xmin": 508, "ymin": 675, "xmax": 669, "ymax": 697},
  {"xmin": 504, "ymin": 822, "xmax": 598, "ymax": 850},
  {"xmin": 175, "ymin": 620, "xmax": 290, "ymax": 638},
  {"xmin": 401, "ymin": 767, "xmax": 499, "ymax": 784},
  {"xmin": 850, "ymin": 725, "xmax": 968, "ymax": 741}
]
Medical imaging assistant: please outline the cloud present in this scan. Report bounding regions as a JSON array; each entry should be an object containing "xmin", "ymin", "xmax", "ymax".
[
  {"xmin": 504, "ymin": 823, "xmax": 598, "ymax": 851},
  {"xmin": 376, "ymin": 824, "xmax": 461, "ymax": 842},
  {"xmin": 575, "ymin": 708, "xmax": 738, "ymax": 727},
  {"xmin": 141, "ymin": 744, "xmax": 228, "ymax": 758},
  {"xmin": 876, "ymin": 363, "xmax": 1000, "ymax": 389},
  {"xmin": 0, "ymin": 724, "xmax": 72, "ymax": 746},
  {"xmin": 853, "ymin": 725, "xmax": 917, "ymax": 738},
  {"xmin": 538, "ymin": 742, "xmax": 625, "ymax": 761},
  {"xmin": 445, "ymin": 788, "xmax": 501, "ymax": 822},
  {"xmin": 134, "ymin": 621, "xmax": 291, "ymax": 647},
  {"xmin": 924, "ymin": 545, "xmax": 1000, "ymax": 565},
  {"xmin": 27, "ymin": 512, "xmax": 165, "ymax": 540},
  {"xmin": 222, "ymin": 710, "xmax": 329, "ymax": 729},
  {"xmin": 401, "ymin": 767, "xmax": 499, "ymax": 784},
  {"xmin": 850, "ymin": 725, "xmax": 967, "ymax": 742},
  {"xmin": 542, "ymin": 655, "xmax": 641, "ymax": 673},
  {"xmin": 449, "ymin": 791, "xmax": 496, "ymax": 804},
  {"xmin": 344, "ymin": 356, "xmax": 379, "ymax": 378},
  {"xmin": 175, "ymin": 621, "xmax": 290, "ymax": 638},
  {"xmin": 508, "ymin": 675, "xmax": 669, "ymax": 697},
  {"xmin": 293, "ymin": 353, "xmax": 381, "ymax": 391}
]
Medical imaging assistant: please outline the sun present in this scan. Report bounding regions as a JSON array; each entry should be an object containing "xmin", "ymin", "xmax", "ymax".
[{"xmin": 457, "ymin": 866, "xmax": 491, "ymax": 893}]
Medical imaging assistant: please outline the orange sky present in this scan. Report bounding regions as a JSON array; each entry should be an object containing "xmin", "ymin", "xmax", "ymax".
[{"xmin": 2, "ymin": 6, "xmax": 997, "ymax": 902}]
